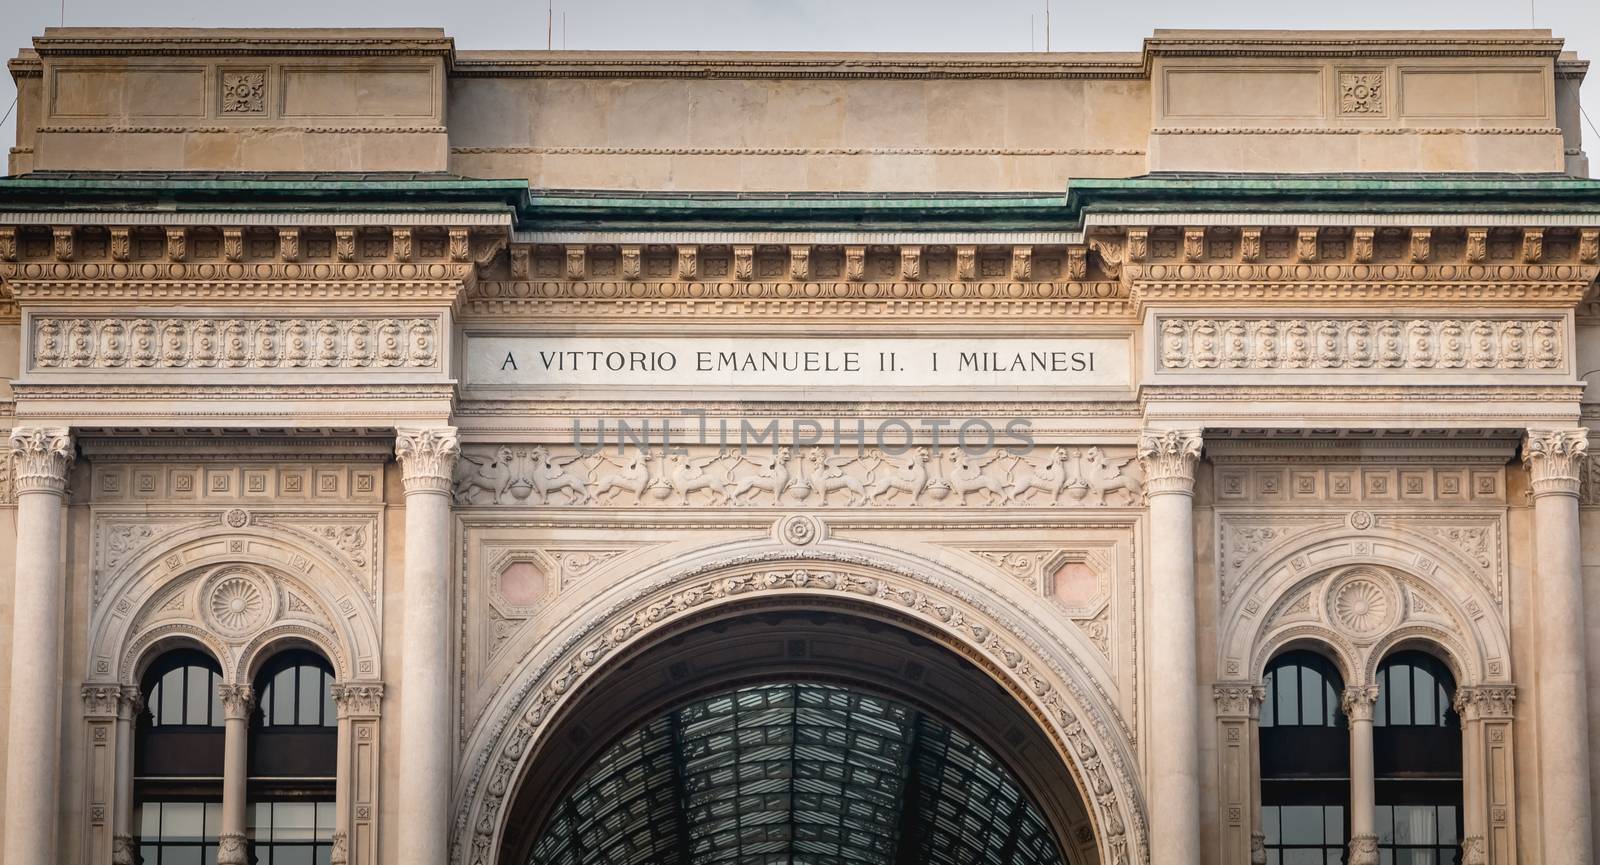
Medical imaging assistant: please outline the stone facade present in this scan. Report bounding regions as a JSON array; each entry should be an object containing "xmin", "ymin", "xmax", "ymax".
[{"xmin": 0, "ymin": 24, "xmax": 1597, "ymax": 865}]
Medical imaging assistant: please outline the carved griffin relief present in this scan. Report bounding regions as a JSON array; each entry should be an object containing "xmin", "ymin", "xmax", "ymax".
[{"xmin": 451, "ymin": 444, "xmax": 1145, "ymax": 508}]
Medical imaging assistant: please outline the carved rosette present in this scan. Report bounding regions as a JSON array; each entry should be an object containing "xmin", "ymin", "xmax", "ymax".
[
  {"xmin": 1137, "ymin": 429, "xmax": 1203, "ymax": 496},
  {"xmin": 1523, "ymin": 428, "xmax": 1588, "ymax": 497},
  {"xmin": 395, "ymin": 427, "xmax": 460, "ymax": 496},
  {"xmin": 217, "ymin": 833, "xmax": 249, "ymax": 865},
  {"xmin": 1341, "ymin": 685, "xmax": 1379, "ymax": 722},
  {"xmin": 330, "ymin": 682, "xmax": 385, "ymax": 718},
  {"xmin": 10, "ymin": 427, "xmax": 73, "ymax": 495},
  {"xmin": 1213, "ymin": 683, "xmax": 1265, "ymax": 719},
  {"xmin": 217, "ymin": 684, "xmax": 255, "ymax": 721},
  {"xmin": 1348, "ymin": 833, "xmax": 1379, "ymax": 865}
]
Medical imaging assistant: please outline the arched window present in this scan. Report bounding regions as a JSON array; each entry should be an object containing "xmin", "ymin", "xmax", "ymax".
[
  {"xmin": 1374, "ymin": 651, "xmax": 1462, "ymax": 864},
  {"xmin": 135, "ymin": 649, "xmax": 226, "ymax": 865},
  {"xmin": 249, "ymin": 650, "xmax": 338, "ymax": 865},
  {"xmin": 1260, "ymin": 650, "xmax": 1349, "ymax": 865}
]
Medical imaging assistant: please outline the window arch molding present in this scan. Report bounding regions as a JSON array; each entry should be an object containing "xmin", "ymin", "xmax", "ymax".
[
  {"xmin": 88, "ymin": 526, "xmax": 380, "ymax": 690},
  {"xmin": 238, "ymin": 623, "xmax": 348, "ymax": 686},
  {"xmin": 1251, "ymin": 627, "xmax": 1360, "ymax": 688},
  {"xmin": 1221, "ymin": 531, "xmax": 1510, "ymax": 690},
  {"xmin": 125, "ymin": 625, "xmax": 237, "ymax": 686},
  {"xmin": 1361, "ymin": 628, "xmax": 1474, "ymax": 691}
]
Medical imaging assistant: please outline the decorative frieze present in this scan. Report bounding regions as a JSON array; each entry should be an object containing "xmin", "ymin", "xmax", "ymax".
[
  {"xmin": 451, "ymin": 444, "xmax": 1146, "ymax": 508},
  {"xmin": 31, "ymin": 316, "xmax": 440, "ymax": 371},
  {"xmin": 1215, "ymin": 464, "xmax": 1505, "ymax": 505},
  {"xmin": 1157, "ymin": 317, "xmax": 1564, "ymax": 372}
]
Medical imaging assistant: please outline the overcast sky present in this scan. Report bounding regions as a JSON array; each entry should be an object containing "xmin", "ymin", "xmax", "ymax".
[{"xmin": 2, "ymin": 0, "xmax": 1597, "ymax": 176}]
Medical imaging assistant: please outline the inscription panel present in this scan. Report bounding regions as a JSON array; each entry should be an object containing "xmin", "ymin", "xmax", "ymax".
[{"xmin": 465, "ymin": 334, "xmax": 1132, "ymax": 397}]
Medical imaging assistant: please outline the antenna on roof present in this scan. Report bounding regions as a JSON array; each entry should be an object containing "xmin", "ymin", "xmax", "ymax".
[
  {"xmin": 547, "ymin": 0, "xmax": 553, "ymax": 50},
  {"xmin": 1030, "ymin": 14, "xmax": 1035, "ymax": 52},
  {"xmin": 1045, "ymin": 0, "xmax": 1051, "ymax": 52}
]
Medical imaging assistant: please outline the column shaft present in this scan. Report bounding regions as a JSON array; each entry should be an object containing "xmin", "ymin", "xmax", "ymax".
[
  {"xmin": 394, "ymin": 428, "xmax": 459, "ymax": 865},
  {"xmin": 1344, "ymin": 686, "xmax": 1378, "ymax": 865},
  {"xmin": 1139, "ymin": 429, "xmax": 1203, "ymax": 865},
  {"xmin": 1524, "ymin": 429, "xmax": 1593, "ymax": 865},
  {"xmin": 218, "ymin": 685, "xmax": 254, "ymax": 865},
  {"xmin": 1, "ymin": 428, "xmax": 72, "ymax": 865},
  {"xmin": 113, "ymin": 687, "xmax": 143, "ymax": 865}
]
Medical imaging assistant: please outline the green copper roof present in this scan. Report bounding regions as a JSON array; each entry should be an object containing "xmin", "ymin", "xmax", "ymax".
[
  {"xmin": 0, "ymin": 171, "xmax": 530, "ymax": 213},
  {"xmin": 4, "ymin": 171, "xmax": 1600, "ymax": 228},
  {"xmin": 1064, "ymin": 172, "xmax": 1600, "ymax": 216}
]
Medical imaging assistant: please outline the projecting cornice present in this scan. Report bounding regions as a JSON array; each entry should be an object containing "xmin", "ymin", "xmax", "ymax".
[{"xmin": 28, "ymin": 27, "xmax": 455, "ymax": 58}]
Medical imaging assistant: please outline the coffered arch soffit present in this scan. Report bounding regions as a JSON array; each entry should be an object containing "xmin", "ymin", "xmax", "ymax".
[
  {"xmin": 1221, "ymin": 525, "xmax": 1509, "ymax": 688},
  {"xmin": 89, "ymin": 523, "xmax": 381, "ymax": 686},
  {"xmin": 454, "ymin": 537, "xmax": 1148, "ymax": 865}
]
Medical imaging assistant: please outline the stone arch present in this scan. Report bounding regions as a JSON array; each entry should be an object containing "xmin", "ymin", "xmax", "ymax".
[
  {"xmin": 1221, "ymin": 528, "xmax": 1510, "ymax": 688},
  {"xmin": 237, "ymin": 623, "xmax": 347, "ymax": 685},
  {"xmin": 88, "ymin": 522, "xmax": 380, "ymax": 688},
  {"xmin": 453, "ymin": 539, "xmax": 1146, "ymax": 865},
  {"xmin": 1362, "ymin": 626, "xmax": 1476, "ymax": 688},
  {"xmin": 1251, "ymin": 625, "xmax": 1362, "ymax": 686},
  {"xmin": 124, "ymin": 624, "xmax": 234, "ymax": 683}
]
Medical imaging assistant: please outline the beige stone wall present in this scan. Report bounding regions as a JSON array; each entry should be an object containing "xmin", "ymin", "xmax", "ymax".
[{"xmin": 8, "ymin": 28, "xmax": 1587, "ymax": 183}]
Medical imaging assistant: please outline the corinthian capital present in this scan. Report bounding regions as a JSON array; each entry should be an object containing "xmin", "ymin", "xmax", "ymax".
[
  {"xmin": 217, "ymin": 684, "xmax": 255, "ymax": 720},
  {"xmin": 1341, "ymin": 684, "xmax": 1379, "ymax": 722},
  {"xmin": 395, "ymin": 426, "xmax": 460, "ymax": 495},
  {"xmin": 1137, "ymin": 428, "xmax": 1203, "ymax": 496},
  {"xmin": 10, "ymin": 427, "xmax": 73, "ymax": 495},
  {"xmin": 1523, "ymin": 427, "xmax": 1588, "ymax": 497}
]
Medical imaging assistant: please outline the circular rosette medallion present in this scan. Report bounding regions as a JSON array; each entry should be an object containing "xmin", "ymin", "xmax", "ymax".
[
  {"xmin": 200, "ymin": 566, "xmax": 277, "ymax": 639},
  {"xmin": 1324, "ymin": 567, "xmax": 1400, "ymax": 641}
]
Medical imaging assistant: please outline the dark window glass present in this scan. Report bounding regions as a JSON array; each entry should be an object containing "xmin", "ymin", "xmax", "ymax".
[
  {"xmin": 1261, "ymin": 651, "xmax": 1349, "ymax": 863},
  {"xmin": 249, "ymin": 800, "xmax": 336, "ymax": 865},
  {"xmin": 257, "ymin": 655, "xmax": 334, "ymax": 729},
  {"xmin": 1262, "ymin": 652, "xmax": 1345, "ymax": 730},
  {"xmin": 146, "ymin": 653, "xmax": 223, "ymax": 728},
  {"xmin": 1375, "ymin": 651, "xmax": 1463, "ymax": 865},
  {"xmin": 135, "ymin": 800, "xmax": 222, "ymax": 865}
]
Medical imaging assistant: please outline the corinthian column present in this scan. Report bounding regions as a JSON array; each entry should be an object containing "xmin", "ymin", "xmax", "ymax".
[
  {"xmin": 217, "ymin": 684, "xmax": 255, "ymax": 865},
  {"xmin": 394, "ymin": 428, "xmax": 459, "ymax": 865},
  {"xmin": 2, "ymin": 428, "xmax": 73, "ymax": 865},
  {"xmin": 1138, "ymin": 428, "xmax": 1204, "ymax": 865},
  {"xmin": 1523, "ymin": 428, "xmax": 1593, "ymax": 865},
  {"xmin": 1343, "ymin": 685, "xmax": 1380, "ymax": 865}
]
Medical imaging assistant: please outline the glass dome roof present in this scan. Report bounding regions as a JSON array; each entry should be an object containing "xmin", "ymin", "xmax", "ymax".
[{"xmin": 527, "ymin": 682, "xmax": 1068, "ymax": 865}]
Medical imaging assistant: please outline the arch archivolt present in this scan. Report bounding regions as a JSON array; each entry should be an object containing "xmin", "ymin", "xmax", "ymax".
[
  {"xmin": 453, "ymin": 537, "xmax": 1147, "ymax": 865},
  {"xmin": 1220, "ymin": 517, "xmax": 1511, "ymax": 688},
  {"xmin": 87, "ymin": 515, "xmax": 382, "ymax": 687}
]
